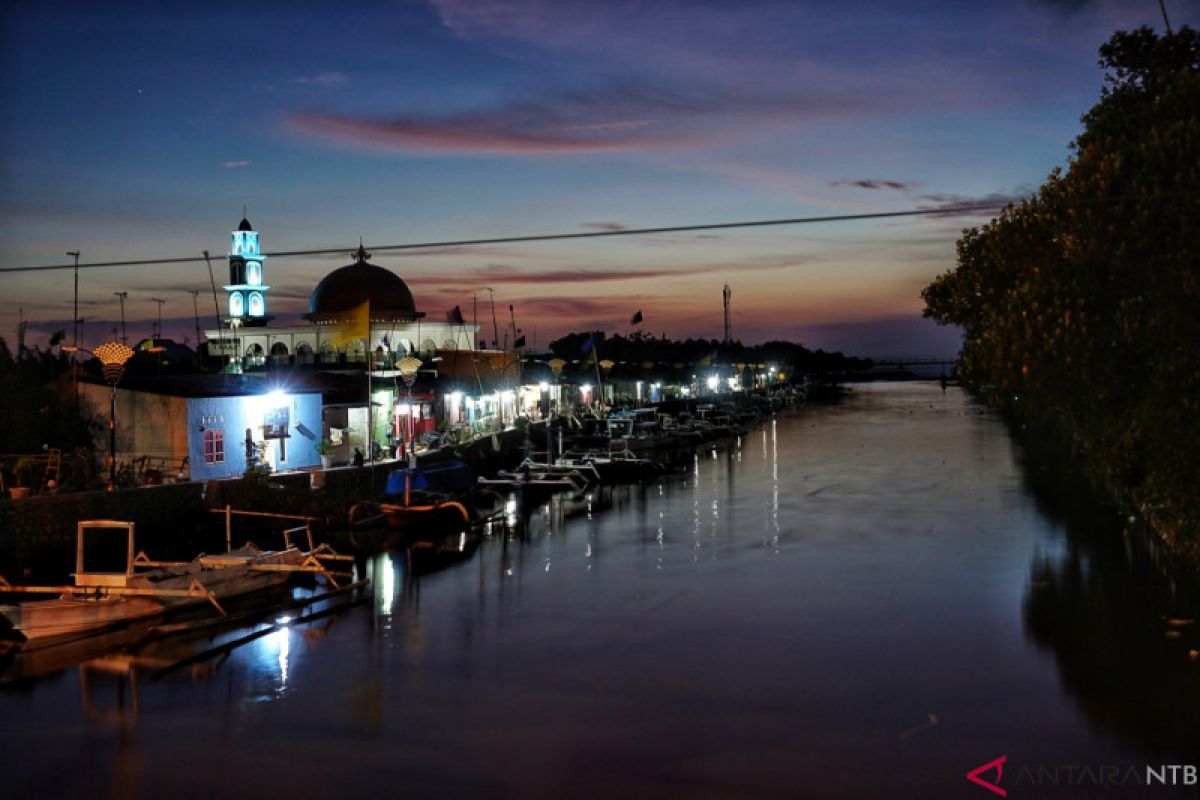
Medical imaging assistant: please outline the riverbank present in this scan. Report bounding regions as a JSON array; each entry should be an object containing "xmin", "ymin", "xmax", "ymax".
[{"xmin": 993, "ymin": 397, "xmax": 1200, "ymax": 567}]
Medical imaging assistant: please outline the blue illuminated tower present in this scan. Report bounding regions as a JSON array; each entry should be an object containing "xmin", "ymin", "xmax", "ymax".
[{"xmin": 224, "ymin": 215, "xmax": 271, "ymax": 325}]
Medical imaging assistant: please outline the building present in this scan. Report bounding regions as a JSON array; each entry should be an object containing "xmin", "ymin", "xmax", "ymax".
[
  {"xmin": 205, "ymin": 219, "xmax": 476, "ymax": 369},
  {"xmin": 201, "ymin": 216, "xmax": 532, "ymax": 459},
  {"xmin": 74, "ymin": 373, "xmax": 324, "ymax": 482}
]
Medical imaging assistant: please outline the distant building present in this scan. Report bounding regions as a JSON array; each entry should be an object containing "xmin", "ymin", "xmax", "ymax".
[
  {"xmin": 201, "ymin": 216, "xmax": 527, "ymax": 459},
  {"xmin": 204, "ymin": 218, "xmax": 476, "ymax": 369}
]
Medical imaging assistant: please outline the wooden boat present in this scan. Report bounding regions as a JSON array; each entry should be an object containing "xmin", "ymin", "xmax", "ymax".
[
  {"xmin": 498, "ymin": 458, "xmax": 602, "ymax": 486},
  {"xmin": 555, "ymin": 448, "xmax": 661, "ymax": 483},
  {"xmin": 380, "ymin": 499, "xmax": 472, "ymax": 532},
  {"xmin": 0, "ymin": 520, "xmax": 341, "ymax": 648},
  {"xmin": 476, "ymin": 468, "xmax": 589, "ymax": 509}
]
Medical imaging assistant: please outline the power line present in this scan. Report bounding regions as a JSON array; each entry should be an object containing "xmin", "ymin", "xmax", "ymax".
[
  {"xmin": 0, "ymin": 204, "xmax": 1007, "ymax": 274},
  {"xmin": 5, "ymin": 191, "xmax": 1190, "ymax": 275}
]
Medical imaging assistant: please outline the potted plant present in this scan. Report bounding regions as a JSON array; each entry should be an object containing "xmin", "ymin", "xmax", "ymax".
[
  {"xmin": 10, "ymin": 457, "xmax": 39, "ymax": 499},
  {"xmin": 314, "ymin": 438, "xmax": 334, "ymax": 469}
]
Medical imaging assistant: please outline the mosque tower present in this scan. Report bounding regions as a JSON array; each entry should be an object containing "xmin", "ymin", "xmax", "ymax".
[{"xmin": 224, "ymin": 214, "xmax": 271, "ymax": 325}]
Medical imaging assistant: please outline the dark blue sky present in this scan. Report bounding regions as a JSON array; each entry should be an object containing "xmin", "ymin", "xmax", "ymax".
[{"xmin": 2, "ymin": 0, "xmax": 1194, "ymax": 355}]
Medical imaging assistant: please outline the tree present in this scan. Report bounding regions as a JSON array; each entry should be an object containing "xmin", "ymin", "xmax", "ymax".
[{"xmin": 922, "ymin": 26, "xmax": 1199, "ymax": 553}]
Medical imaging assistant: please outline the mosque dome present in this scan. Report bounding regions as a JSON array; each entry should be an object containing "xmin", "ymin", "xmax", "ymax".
[{"xmin": 305, "ymin": 244, "xmax": 424, "ymax": 323}]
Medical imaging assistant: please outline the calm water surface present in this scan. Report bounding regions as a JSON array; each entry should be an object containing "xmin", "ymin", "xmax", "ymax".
[{"xmin": 3, "ymin": 383, "xmax": 1197, "ymax": 798}]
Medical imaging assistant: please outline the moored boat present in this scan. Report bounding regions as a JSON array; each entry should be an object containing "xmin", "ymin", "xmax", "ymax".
[{"xmin": 0, "ymin": 520, "xmax": 337, "ymax": 648}]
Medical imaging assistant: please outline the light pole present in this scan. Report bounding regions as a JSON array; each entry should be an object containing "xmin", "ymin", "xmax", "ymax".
[
  {"xmin": 113, "ymin": 292, "xmax": 128, "ymax": 344},
  {"xmin": 68, "ymin": 251, "xmax": 81, "ymax": 415},
  {"xmin": 151, "ymin": 298, "xmax": 165, "ymax": 340},
  {"xmin": 65, "ymin": 341, "xmax": 135, "ymax": 491},
  {"xmin": 68, "ymin": 251, "xmax": 80, "ymax": 347},
  {"xmin": 187, "ymin": 289, "xmax": 202, "ymax": 350},
  {"xmin": 396, "ymin": 355, "xmax": 423, "ymax": 505}
]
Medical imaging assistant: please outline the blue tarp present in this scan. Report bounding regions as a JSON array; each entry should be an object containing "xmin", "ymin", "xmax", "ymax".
[{"xmin": 386, "ymin": 459, "xmax": 476, "ymax": 495}]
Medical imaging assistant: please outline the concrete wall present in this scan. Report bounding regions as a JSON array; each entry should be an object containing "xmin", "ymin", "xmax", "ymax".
[
  {"xmin": 78, "ymin": 383, "xmax": 189, "ymax": 468},
  {"xmin": 0, "ymin": 483, "xmax": 209, "ymax": 580}
]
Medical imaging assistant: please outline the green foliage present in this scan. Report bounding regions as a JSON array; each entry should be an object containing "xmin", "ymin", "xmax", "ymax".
[
  {"xmin": 314, "ymin": 437, "xmax": 334, "ymax": 456},
  {"xmin": 922, "ymin": 26, "xmax": 1199, "ymax": 550}
]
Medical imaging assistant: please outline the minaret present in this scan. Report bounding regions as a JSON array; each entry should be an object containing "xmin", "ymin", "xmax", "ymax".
[{"xmin": 224, "ymin": 214, "xmax": 271, "ymax": 326}]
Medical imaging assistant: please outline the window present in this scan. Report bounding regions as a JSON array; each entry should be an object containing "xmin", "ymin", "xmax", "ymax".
[{"xmin": 203, "ymin": 429, "xmax": 225, "ymax": 465}]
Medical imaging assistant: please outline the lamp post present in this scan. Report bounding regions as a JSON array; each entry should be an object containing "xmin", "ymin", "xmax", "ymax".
[
  {"xmin": 396, "ymin": 355, "xmax": 422, "ymax": 505},
  {"xmin": 65, "ymin": 341, "xmax": 135, "ymax": 491},
  {"xmin": 548, "ymin": 358, "xmax": 565, "ymax": 416},
  {"xmin": 113, "ymin": 292, "xmax": 128, "ymax": 344}
]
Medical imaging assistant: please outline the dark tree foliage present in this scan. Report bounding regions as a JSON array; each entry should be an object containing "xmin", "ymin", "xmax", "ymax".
[
  {"xmin": 547, "ymin": 330, "xmax": 870, "ymax": 377},
  {"xmin": 0, "ymin": 335, "xmax": 96, "ymax": 455},
  {"xmin": 922, "ymin": 27, "xmax": 1199, "ymax": 554}
]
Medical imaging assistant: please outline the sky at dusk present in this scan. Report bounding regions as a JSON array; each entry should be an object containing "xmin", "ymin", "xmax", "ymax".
[{"xmin": 2, "ymin": 0, "xmax": 1195, "ymax": 357}]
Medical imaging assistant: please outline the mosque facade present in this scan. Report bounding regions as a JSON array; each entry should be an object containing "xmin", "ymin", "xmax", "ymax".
[{"xmin": 205, "ymin": 217, "xmax": 478, "ymax": 369}]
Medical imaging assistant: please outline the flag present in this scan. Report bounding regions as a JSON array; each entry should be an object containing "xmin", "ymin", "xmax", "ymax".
[
  {"xmin": 448, "ymin": 305, "xmax": 464, "ymax": 324},
  {"xmin": 631, "ymin": 310, "xmax": 643, "ymax": 325},
  {"xmin": 327, "ymin": 300, "xmax": 369, "ymax": 349},
  {"xmin": 514, "ymin": 335, "xmax": 526, "ymax": 348},
  {"xmin": 381, "ymin": 334, "xmax": 390, "ymax": 349}
]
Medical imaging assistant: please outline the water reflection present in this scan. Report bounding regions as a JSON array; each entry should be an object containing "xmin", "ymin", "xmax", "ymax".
[
  {"xmin": 1015, "ymin": 430, "xmax": 1200, "ymax": 760},
  {"xmin": 4, "ymin": 383, "xmax": 1198, "ymax": 797}
]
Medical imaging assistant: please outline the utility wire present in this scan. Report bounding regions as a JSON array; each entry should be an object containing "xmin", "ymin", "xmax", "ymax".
[
  {"xmin": 5, "ymin": 191, "xmax": 1191, "ymax": 275},
  {"xmin": 0, "ymin": 204, "xmax": 1007, "ymax": 274}
]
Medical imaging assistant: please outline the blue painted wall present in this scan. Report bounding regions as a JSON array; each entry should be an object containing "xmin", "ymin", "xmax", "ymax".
[{"xmin": 187, "ymin": 391, "xmax": 323, "ymax": 481}]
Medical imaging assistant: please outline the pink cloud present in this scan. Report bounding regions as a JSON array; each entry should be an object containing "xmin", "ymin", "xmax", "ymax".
[
  {"xmin": 830, "ymin": 179, "xmax": 916, "ymax": 191},
  {"xmin": 291, "ymin": 111, "xmax": 688, "ymax": 154},
  {"xmin": 289, "ymin": 85, "xmax": 716, "ymax": 155}
]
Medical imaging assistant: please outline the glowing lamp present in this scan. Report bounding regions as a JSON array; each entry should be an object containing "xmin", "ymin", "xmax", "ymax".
[
  {"xmin": 93, "ymin": 341, "xmax": 135, "ymax": 384},
  {"xmin": 396, "ymin": 355, "xmax": 423, "ymax": 390}
]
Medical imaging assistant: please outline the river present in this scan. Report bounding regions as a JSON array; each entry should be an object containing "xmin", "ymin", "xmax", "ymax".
[{"xmin": 2, "ymin": 382, "xmax": 1197, "ymax": 798}]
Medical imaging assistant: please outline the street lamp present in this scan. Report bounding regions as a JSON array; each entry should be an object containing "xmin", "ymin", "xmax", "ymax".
[
  {"xmin": 65, "ymin": 341, "xmax": 135, "ymax": 491},
  {"xmin": 395, "ymin": 355, "xmax": 423, "ymax": 503}
]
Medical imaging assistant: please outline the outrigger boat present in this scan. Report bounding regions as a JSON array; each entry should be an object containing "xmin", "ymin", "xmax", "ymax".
[{"xmin": 0, "ymin": 520, "xmax": 347, "ymax": 648}]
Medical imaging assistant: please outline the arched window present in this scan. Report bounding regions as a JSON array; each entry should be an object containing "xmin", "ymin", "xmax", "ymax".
[
  {"xmin": 246, "ymin": 343, "xmax": 264, "ymax": 357},
  {"xmin": 229, "ymin": 292, "xmax": 244, "ymax": 318},
  {"xmin": 421, "ymin": 338, "xmax": 437, "ymax": 355},
  {"xmin": 270, "ymin": 342, "xmax": 289, "ymax": 356},
  {"xmin": 248, "ymin": 292, "xmax": 265, "ymax": 317},
  {"xmin": 442, "ymin": 338, "xmax": 458, "ymax": 350}
]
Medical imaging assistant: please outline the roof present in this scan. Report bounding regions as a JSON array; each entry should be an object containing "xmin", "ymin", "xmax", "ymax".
[
  {"xmin": 237, "ymin": 217, "xmax": 253, "ymax": 232},
  {"xmin": 305, "ymin": 245, "xmax": 424, "ymax": 323},
  {"xmin": 74, "ymin": 368, "xmax": 432, "ymax": 405},
  {"xmin": 76, "ymin": 371, "xmax": 317, "ymax": 399}
]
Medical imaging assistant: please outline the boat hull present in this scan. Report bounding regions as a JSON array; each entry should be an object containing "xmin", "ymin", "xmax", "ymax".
[{"xmin": 1, "ymin": 549, "xmax": 304, "ymax": 648}]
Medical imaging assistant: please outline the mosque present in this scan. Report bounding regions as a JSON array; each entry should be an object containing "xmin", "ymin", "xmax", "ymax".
[
  {"xmin": 204, "ymin": 216, "xmax": 477, "ymax": 369},
  {"xmin": 197, "ymin": 216, "xmax": 523, "ymax": 470}
]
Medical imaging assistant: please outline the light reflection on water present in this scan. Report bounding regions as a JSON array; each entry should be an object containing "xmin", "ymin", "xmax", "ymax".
[{"xmin": 1, "ymin": 383, "xmax": 1197, "ymax": 798}]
